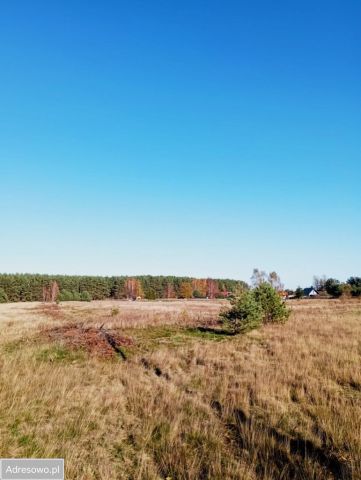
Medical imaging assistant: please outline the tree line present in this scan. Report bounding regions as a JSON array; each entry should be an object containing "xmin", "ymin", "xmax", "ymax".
[
  {"xmin": 0, "ymin": 274, "xmax": 248, "ymax": 303},
  {"xmin": 293, "ymin": 276, "xmax": 361, "ymax": 299},
  {"xmin": 315, "ymin": 276, "xmax": 361, "ymax": 298}
]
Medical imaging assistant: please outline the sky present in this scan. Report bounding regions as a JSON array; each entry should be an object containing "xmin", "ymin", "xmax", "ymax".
[{"xmin": 0, "ymin": 0, "xmax": 360, "ymax": 288}]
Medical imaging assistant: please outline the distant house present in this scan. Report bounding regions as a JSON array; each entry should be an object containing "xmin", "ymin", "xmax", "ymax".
[{"xmin": 303, "ymin": 287, "xmax": 318, "ymax": 297}]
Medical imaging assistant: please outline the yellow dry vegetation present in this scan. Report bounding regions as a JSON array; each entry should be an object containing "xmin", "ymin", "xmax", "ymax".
[{"xmin": 0, "ymin": 299, "xmax": 360, "ymax": 479}]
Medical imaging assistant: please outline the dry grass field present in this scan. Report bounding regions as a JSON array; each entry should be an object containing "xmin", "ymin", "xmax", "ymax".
[{"xmin": 0, "ymin": 299, "xmax": 360, "ymax": 479}]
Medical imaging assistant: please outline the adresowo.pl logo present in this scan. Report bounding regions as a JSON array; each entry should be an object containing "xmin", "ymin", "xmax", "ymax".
[{"xmin": 0, "ymin": 459, "xmax": 64, "ymax": 480}]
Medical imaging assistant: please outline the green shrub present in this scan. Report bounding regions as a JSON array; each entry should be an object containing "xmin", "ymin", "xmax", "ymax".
[
  {"xmin": 347, "ymin": 277, "xmax": 361, "ymax": 297},
  {"xmin": 0, "ymin": 288, "xmax": 9, "ymax": 303},
  {"xmin": 221, "ymin": 291, "xmax": 263, "ymax": 333},
  {"xmin": 221, "ymin": 283, "xmax": 290, "ymax": 333},
  {"xmin": 340, "ymin": 283, "xmax": 352, "ymax": 297},
  {"xmin": 145, "ymin": 290, "xmax": 157, "ymax": 300},
  {"xmin": 253, "ymin": 283, "xmax": 290, "ymax": 323},
  {"xmin": 72, "ymin": 291, "xmax": 81, "ymax": 301},
  {"xmin": 57, "ymin": 290, "xmax": 74, "ymax": 302},
  {"xmin": 192, "ymin": 290, "xmax": 203, "ymax": 298},
  {"xmin": 111, "ymin": 307, "xmax": 120, "ymax": 316},
  {"xmin": 80, "ymin": 291, "xmax": 92, "ymax": 302},
  {"xmin": 58, "ymin": 290, "xmax": 91, "ymax": 302},
  {"xmin": 325, "ymin": 278, "xmax": 343, "ymax": 298},
  {"xmin": 294, "ymin": 287, "xmax": 304, "ymax": 299}
]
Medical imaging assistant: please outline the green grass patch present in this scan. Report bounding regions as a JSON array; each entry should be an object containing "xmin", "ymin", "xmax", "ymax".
[
  {"xmin": 35, "ymin": 345, "xmax": 86, "ymax": 363},
  {"xmin": 183, "ymin": 327, "xmax": 232, "ymax": 341},
  {"xmin": 121, "ymin": 325, "xmax": 232, "ymax": 357}
]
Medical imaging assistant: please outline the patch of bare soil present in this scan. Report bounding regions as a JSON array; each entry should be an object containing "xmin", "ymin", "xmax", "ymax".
[{"xmin": 42, "ymin": 323, "xmax": 134, "ymax": 358}]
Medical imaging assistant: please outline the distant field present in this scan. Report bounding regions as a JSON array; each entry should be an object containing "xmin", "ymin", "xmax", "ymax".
[{"xmin": 0, "ymin": 299, "xmax": 360, "ymax": 479}]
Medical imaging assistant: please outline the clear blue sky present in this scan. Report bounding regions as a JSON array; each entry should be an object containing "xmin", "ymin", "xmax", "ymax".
[{"xmin": 0, "ymin": 1, "xmax": 360, "ymax": 288}]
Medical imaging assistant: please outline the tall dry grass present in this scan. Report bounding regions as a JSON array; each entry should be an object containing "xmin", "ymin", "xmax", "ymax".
[{"xmin": 0, "ymin": 299, "xmax": 360, "ymax": 479}]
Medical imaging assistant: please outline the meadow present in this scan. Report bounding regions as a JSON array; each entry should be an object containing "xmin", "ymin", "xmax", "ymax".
[{"xmin": 0, "ymin": 298, "xmax": 360, "ymax": 479}]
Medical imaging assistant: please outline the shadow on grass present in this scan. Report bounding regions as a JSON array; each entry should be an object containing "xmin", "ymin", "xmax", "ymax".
[
  {"xmin": 211, "ymin": 401, "xmax": 353, "ymax": 480},
  {"xmin": 185, "ymin": 326, "xmax": 236, "ymax": 339},
  {"xmin": 99, "ymin": 328, "xmax": 127, "ymax": 360}
]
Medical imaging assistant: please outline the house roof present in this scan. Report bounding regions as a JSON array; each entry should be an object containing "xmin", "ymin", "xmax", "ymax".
[{"xmin": 303, "ymin": 287, "xmax": 318, "ymax": 296}]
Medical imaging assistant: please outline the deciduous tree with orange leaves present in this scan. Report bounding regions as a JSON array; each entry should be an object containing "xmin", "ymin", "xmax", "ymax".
[
  {"xmin": 179, "ymin": 282, "xmax": 193, "ymax": 299},
  {"xmin": 192, "ymin": 279, "xmax": 207, "ymax": 297}
]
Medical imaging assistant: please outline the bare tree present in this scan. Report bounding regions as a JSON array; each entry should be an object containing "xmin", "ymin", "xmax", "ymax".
[
  {"xmin": 268, "ymin": 271, "xmax": 284, "ymax": 291},
  {"xmin": 42, "ymin": 281, "xmax": 59, "ymax": 302},
  {"xmin": 313, "ymin": 275, "xmax": 327, "ymax": 291},
  {"xmin": 251, "ymin": 268, "xmax": 267, "ymax": 287},
  {"xmin": 124, "ymin": 278, "xmax": 143, "ymax": 299},
  {"xmin": 251, "ymin": 269, "xmax": 284, "ymax": 291},
  {"xmin": 206, "ymin": 279, "xmax": 219, "ymax": 299},
  {"xmin": 164, "ymin": 283, "xmax": 175, "ymax": 299}
]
